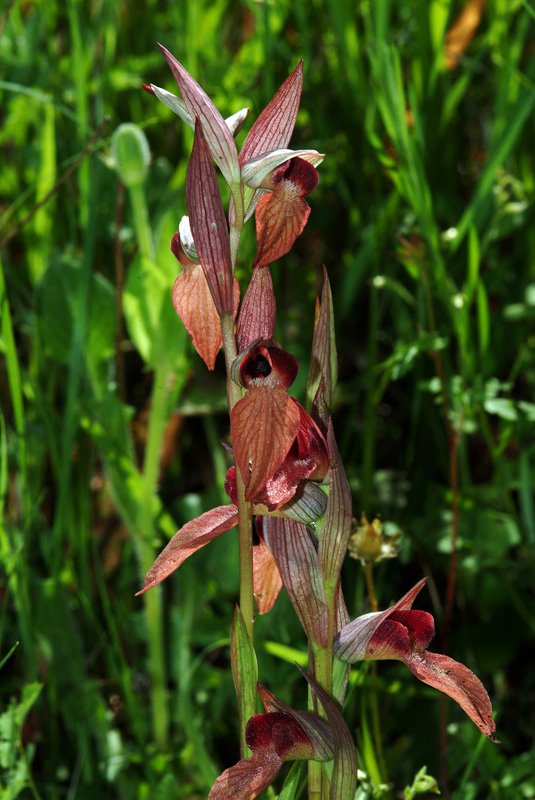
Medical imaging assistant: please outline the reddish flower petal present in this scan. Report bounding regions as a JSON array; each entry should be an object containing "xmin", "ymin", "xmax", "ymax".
[
  {"xmin": 366, "ymin": 617, "xmax": 412, "ymax": 661},
  {"xmin": 208, "ymin": 749, "xmax": 281, "ymax": 800},
  {"xmin": 390, "ymin": 609, "xmax": 435, "ymax": 650},
  {"xmin": 253, "ymin": 455, "xmax": 316, "ymax": 510},
  {"xmin": 159, "ymin": 45, "xmax": 240, "ymax": 187},
  {"xmin": 239, "ymin": 61, "xmax": 303, "ymax": 167},
  {"xmin": 231, "ymin": 387, "xmax": 301, "ymax": 501},
  {"xmin": 256, "ymin": 684, "xmax": 334, "ymax": 762},
  {"xmin": 186, "ymin": 121, "xmax": 234, "ymax": 316},
  {"xmin": 253, "ymin": 158, "xmax": 319, "ymax": 269},
  {"xmin": 408, "ymin": 651, "xmax": 499, "ymax": 742},
  {"xmin": 136, "ymin": 505, "xmax": 238, "ymax": 594},
  {"xmin": 246, "ymin": 712, "xmax": 315, "ymax": 761},
  {"xmin": 253, "ymin": 535, "xmax": 283, "ymax": 614},
  {"xmin": 334, "ymin": 579, "xmax": 499, "ymax": 742},
  {"xmin": 172, "ymin": 267, "xmax": 239, "ymax": 370},
  {"xmin": 334, "ymin": 578, "xmax": 428, "ymax": 662},
  {"xmin": 236, "ymin": 266, "xmax": 276, "ymax": 352}
]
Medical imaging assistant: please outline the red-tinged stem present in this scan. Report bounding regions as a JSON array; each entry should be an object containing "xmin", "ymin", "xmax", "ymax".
[{"xmin": 221, "ymin": 311, "xmax": 255, "ymax": 756}]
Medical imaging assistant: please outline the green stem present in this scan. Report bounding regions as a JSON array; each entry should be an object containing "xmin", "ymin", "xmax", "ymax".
[
  {"xmin": 130, "ymin": 183, "xmax": 155, "ymax": 262},
  {"xmin": 229, "ymin": 186, "xmax": 244, "ymax": 270},
  {"xmin": 139, "ymin": 355, "xmax": 171, "ymax": 750},
  {"xmin": 221, "ymin": 312, "xmax": 255, "ymax": 754}
]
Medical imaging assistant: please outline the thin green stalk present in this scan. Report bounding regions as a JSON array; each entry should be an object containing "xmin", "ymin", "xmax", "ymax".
[
  {"xmin": 220, "ymin": 312, "xmax": 256, "ymax": 752},
  {"xmin": 138, "ymin": 355, "xmax": 171, "ymax": 750},
  {"xmin": 129, "ymin": 184, "xmax": 155, "ymax": 262}
]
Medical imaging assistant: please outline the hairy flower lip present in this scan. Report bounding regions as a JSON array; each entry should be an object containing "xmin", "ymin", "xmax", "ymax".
[{"xmin": 252, "ymin": 157, "xmax": 319, "ymax": 269}]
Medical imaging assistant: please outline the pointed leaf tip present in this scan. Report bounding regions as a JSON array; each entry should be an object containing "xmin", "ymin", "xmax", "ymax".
[
  {"xmin": 239, "ymin": 60, "xmax": 304, "ymax": 167},
  {"xmin": 158, "ymin": 44, "xmax": 239, "ymax": 187}
]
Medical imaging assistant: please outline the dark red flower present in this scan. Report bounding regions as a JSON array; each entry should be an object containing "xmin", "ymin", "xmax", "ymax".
[
  {"xmin": 334, "ymin": 579, "xmax": 499, "ymax": 742},
  {"xmin": 207, "ymin": 675, "xmax": 356, "ymax": 800}
]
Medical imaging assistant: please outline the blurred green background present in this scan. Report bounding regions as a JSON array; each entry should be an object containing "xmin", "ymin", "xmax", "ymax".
[{"xmin": 1, "ymin": 0, "xmax": 534, "ymax": 798}]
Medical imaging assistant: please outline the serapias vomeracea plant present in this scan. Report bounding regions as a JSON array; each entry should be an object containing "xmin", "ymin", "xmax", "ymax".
[{"xmin": 139, "ymin": 47, "xmax": 499, "ymax": 798}]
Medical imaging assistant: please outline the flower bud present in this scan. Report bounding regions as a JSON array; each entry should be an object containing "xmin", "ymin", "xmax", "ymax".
[{"xmin": 111, "ymin": 123, "xmax": 150, "ymax": 188}]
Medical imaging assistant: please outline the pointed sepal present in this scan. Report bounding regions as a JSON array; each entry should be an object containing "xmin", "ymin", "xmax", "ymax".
[
  {"xmin": 307, "ymin": 266, "xmax": 338, "ymax": 426},
  {"xmin": 236, "ymin": 266, "xmax": 276, "ymax": 352},
  {"xmin": 136, "ymin": 505, "xmax": 238, "ymax": 594},
  {"xmin": 146, "ymin": 82, "xmax": 249, "ymax": 136},
  {"xmin": 239, "ymin": 60, "xmax": 303, "ymax": 166},
  {"xmin": 159, "ymin": 45, "xmax": 240, "ymax": 187},
  {"xmin": 186, "ymin": 120, "xmax": 234, "ymax": 316},
  {"xmin": 318, "ymin": 421, "xmax": 353, "ymax": 588},
  {"xmin": 263, "ymin": 517, "xmax": 328, "ymax": 647}
]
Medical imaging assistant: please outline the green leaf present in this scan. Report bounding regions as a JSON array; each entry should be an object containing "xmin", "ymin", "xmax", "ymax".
[
  {"xmin": 277, "ymin": 762, "xmax": 303, "ymax": 800},
  {"xmin": 231, "ymin": 605, "xmax": 258, "ymax": 752}
]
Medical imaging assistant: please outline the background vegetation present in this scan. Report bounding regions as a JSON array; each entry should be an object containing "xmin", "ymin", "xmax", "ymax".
[{"xmin": 1, "ymin": 0, "xmax": 534, "ymax": 798}]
